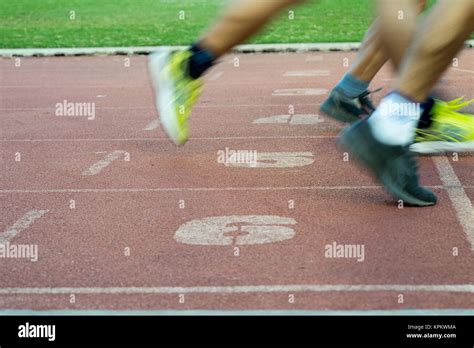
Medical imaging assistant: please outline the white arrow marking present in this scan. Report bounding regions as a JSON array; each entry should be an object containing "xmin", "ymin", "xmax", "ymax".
[
  {"xmin": 82, "ymin": 150, "xmax": 127, "ymax": 176},
  {"xmin": 0, "ymin": 209, "xmax": 49, "ymax": 244}
]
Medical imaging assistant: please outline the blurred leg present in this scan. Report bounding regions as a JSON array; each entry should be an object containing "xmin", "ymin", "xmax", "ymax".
[
  {"xmin": 338, "ymin": 0, "xmax": 473, "ymax": 206},
  {"xmin": 149, "ymin": 0, "xmax": 306, "ymax": 145},
  {"xmin": 199, "ymin": 0, "xmax": 303, "ymax": 58},
  {"xmin": 348, "ymin": 20, "xmax": 389, "ymax": 83},
  {"xmin": 395, "ymin": 0, "xmax": 474, "ymax": 102},
  {"xmin": 322, "ymin": 0, "xmax": 426, "ymax": 123},
  {"xmin": 377, "ymin": 0, "xmax": 421, "ymax": 68},
  {"xmin": 350, "ymin": 0, "xmax": 427, "ymax": 82},
  {"xmin": 368, "ymin": 0, "xmax": 473, "ymax": 147}
]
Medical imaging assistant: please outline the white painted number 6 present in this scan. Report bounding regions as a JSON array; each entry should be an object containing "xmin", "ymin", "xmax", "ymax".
[{"xmin": 174, "ymin": 215, "xmax": 297, "ymax": 245}]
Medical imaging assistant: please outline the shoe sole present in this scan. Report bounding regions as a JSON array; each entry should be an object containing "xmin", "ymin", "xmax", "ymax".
[
  {"xmin": 341, "ymin": 123, "xmax": 436, "ymax": 207},
  {"xmin": 379, "ymin": 171, "xmax": 436, "ymax": 207},
  {"xmin": 410, "ymin": 140, "xmax": 474, "ymax": 154},
  {"xmin": 320, "ymin": 97, "xmax": 360, "ymax": 124},
  {"xmin": 148, "ymin": 50, "xmax": 186, "ymax": 146}
]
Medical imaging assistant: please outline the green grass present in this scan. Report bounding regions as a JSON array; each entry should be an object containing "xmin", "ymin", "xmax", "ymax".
[
  {"xmin": 1, "ymin": 0, "xmax": 459, "ymax": 49},
  {"xmin": 0, "ymin": 0, "xmax": 377, "ymax": 48}
]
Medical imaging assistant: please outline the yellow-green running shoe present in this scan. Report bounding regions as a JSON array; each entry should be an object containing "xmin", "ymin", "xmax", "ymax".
[
  {"xmin": 148, "ymin": 49, "xmax": 203, "ymax": 145},
  {"xmin": 410, "ymin": 97, "xmax": 474, "ymax": 154}
]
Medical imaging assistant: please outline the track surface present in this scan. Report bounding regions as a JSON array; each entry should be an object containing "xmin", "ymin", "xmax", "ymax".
[{"xmin": 0, "ymin": 51, "xmax": 473, "ymax": 311}]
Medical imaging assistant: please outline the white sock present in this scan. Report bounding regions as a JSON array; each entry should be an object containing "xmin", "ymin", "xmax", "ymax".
[{"xmin": 368, "ymin": 92, "xmax": 422, "ymax": 146}]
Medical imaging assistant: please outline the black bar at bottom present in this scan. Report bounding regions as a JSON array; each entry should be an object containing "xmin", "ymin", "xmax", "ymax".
[{"xmin": 0, "ymin": 315, "xmax": 472, "ymax": 346}]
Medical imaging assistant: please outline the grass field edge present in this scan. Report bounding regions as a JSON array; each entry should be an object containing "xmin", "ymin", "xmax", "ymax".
[{"xmin": 1, "ymin": 41, "xmax": 472, "ymax": 57}]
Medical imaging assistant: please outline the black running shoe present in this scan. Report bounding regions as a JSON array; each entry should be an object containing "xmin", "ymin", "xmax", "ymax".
[
  {"xmin": 320, "ymin": 87, "xmax": 382, "ymax": 123},
  {"xmin": 340, "ymin": 119, "xmax": 438, "ymax": 206}
]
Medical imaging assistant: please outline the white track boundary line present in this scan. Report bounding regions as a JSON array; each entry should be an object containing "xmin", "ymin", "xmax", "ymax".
[
  {"xmin": 0, "ymin": 185, "xmax": 446, "ymax": 194},
  {"xmin": 0, "ymin": 209, "xmax": 49, "ymax": 244},
  {"xmin": 0, "ymin": 284, "xmax": 473, "ymax": 295},
  {"xmin": 0, "ymin": 43, "xmax": 359, "ymax": 57},
  {"xmin": 1, "ymin": 41, "xmax": 472, "ymax": 57},
  {"xmin": 434, "ymin": 157, "xmax": 474, "ymax": 250},
  {"xmin": 0, "ymin": 309, "xmax": 473, "ymax": 316}
]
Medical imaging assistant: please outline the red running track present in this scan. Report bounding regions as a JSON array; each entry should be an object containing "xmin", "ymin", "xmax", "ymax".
[{"xmin": 0, "ymin": 51, "xmax": 473, "ymax": 311}]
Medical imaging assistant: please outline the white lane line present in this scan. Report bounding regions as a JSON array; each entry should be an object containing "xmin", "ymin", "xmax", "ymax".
[
  {"xmin": 81, "ymin": 150, "xmax": 127, "ymax": 176},
  {"xmin": 1, "ymin": 103, "xmax": 321, "ymax": 111},
  {"xmin": 0, "ymin": 185, "xmax": 445, "ymax": 194},
  {"xmin": 208, "ymin": 71, "xmax": 224, "ymax": 81},
  {"xmin": 451, "ymin": 68, "xmax": 474, "ymax": 74},
  {"xmin": 253, "ymin": 114, "xmax": 324, "ymax": 125},
  {"xmin": 0, "ymin": 85, "xmax": 143, "ymax": 89},
  {"xmin": 434, "ymin": 157, "xmax": 474, "ymax": 250},
  {"xmin": 144, "ymin": 118, "xmax": 160, "ymax": 131},
  {"xmin": 0, "ymin": 209, "xmax": 49, "ymax": 244},
  {"xmin": 2, "ymin": 309, "xmax": 473, "ymax": 316},
  {"xmin": 272, "ymin": 88, "xmax": 327, "ymax": 96},
  {"xmin": 0, "ymin": 284, "xmax": 472, "ymax": 295},
  {"xmin": 0, "ymin": 135, "xmax": 338, "ymax": 142}
]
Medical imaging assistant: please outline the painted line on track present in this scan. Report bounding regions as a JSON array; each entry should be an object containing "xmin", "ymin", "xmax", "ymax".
[
  {"xmin": 0, "ymin": 185, "xmax": 446, "ymax": 194},
  {"xmin": 144, "ymin": 118, "xmax": 160, "ymax": 131},
  {"xmin": 0, "ymin": 135, "xmax": 338, "ymax": 142},
  {"xmin": 0, "ymin": 284, "xmax": 473, "ymax": 295},
  {"xmin": 451, "ymin": 68, "xmax": 474, "ymax": 74},
  {"xmin": 434, "ymin": 157, "xmax": 474, "ymax": 250},
  {"xmin": 0, "ymin": 309, "xmax": 473, "ymax": 316},
  {"xmin": 0, "ymin": 209, "xmax": 49, "ymax": 244},
  {"xmin": 0, "ymin": 103, "xmax": 321, "ymax": 111},
  {"xmin": 208, "ymin": 71, "xmax": 224, "ymax": 81},
  {"xmin": 81, "ymin": 150, "xmax": 127, "ymax": 176}
]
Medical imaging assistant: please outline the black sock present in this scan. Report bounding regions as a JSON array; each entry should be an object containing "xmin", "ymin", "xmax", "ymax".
[
  {"xmin": 417, "ymin": 97, "xmax": 435, "ymax": 129},
  {"xmin": 187, "ymin": 43, "xmax": 215, "ymax": 79}
]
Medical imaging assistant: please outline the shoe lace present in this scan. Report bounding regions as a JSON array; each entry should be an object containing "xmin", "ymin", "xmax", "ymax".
[{"xmin": 358, "ymin": 87, "xmax": 383, "ymax": 115}]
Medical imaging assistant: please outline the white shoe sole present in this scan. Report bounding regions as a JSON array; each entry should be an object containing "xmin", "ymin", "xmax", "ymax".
[
  {"xmin": 410, "ymin": 140, "xmax": 474, "ymax": 154},
  {"xmin": 148, "ymin": 50, "xmax": 183, "ymax": 145}
]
